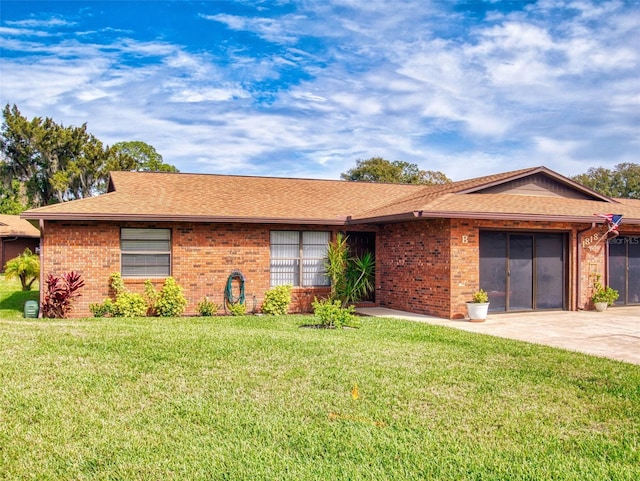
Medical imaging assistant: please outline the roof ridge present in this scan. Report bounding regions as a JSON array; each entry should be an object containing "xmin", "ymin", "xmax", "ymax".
[{"xmin": 109, "ymin": 170, "xmax": 428, "ymax": 187}]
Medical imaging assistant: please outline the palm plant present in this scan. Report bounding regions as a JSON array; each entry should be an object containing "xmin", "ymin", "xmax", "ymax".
[
  {"xmin": 4, "ymin": 248, "xmax": 40, "ymax": 291},
  {"xmin": 324, "ymin": 233, "xmax": 375, "ymax": 306}
]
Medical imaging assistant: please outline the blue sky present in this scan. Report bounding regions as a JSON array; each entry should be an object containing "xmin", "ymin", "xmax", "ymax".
[{"xmin": 1, "ymin": 0, "xmax": 638, "ymax": 181}]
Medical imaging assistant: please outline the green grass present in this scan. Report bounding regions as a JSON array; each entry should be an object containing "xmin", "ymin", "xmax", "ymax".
[
  {"xmin": 0, "ymin": 314, "xmax": 638, "ymax": 481},
  {"xmin": 0, "ymin": 274, "xmax": 39, "ymax": 319}
]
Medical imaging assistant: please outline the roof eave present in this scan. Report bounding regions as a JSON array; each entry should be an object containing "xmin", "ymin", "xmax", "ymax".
[
  {"xmin": 21, "ymin": 212, "xmax": 350, "ymax": 226},
  {"xmin": 352, "ymin": 210, "xmax": 640, "ymax": 225}
]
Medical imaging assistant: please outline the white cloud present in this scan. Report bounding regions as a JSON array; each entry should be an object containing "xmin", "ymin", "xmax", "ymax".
[
  {"xmin": 200, "ymin": 13, "xmax": 301, "ymax": 44},
  {"xmin": 0, "ymin": 0, "xmax": 637, "ymax": 182}
]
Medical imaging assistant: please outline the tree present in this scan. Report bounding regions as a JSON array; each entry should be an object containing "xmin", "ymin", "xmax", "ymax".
[
  {"xmin": 341, "ymin": 157, "xmax": 451, "ymax": 184},
  {"xmin": 109, "ymin": 141, "xmax": 178, "ymax": 172},
  {"xmin": 1, "ymin": 104, "xmax": 110, "ymax": 207},
  {"xmin": 4, "ymin": 248, "xmax": 40, "ymax": 291},
  {"xmin": 572, "ymin": 163, "xmax": 640, "ymax": 199},
  {"xmin": 1, "ymin": 105, "xmax": 178, "ymax": 210},
  {"xmin": 0, "ymin": 179, "xmax": 27, "ymax": 214}
]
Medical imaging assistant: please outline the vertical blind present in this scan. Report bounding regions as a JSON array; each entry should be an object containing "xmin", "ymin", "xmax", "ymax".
[{"xmin": 270, "ymin": 231, "xmax": 330, "ymax": 287}]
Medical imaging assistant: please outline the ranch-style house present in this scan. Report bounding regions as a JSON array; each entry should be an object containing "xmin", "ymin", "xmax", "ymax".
[{"xmin": 21, "ymin": 166, "xmax": 640, "ymax": 318}]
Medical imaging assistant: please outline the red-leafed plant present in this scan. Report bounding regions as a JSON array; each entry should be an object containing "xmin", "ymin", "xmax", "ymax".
[{"xmin": 41, "ymin": 271, "xmax": 85, "ymax": 319}]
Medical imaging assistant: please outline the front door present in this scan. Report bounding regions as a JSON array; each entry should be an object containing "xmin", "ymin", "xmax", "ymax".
[
  {"xmin": 480, "ymin": 231, "xmax": 567, "ymax": 312},
  {"xmin": 609, "ymin": 236, "xmax": 640, "ymax": 305}
]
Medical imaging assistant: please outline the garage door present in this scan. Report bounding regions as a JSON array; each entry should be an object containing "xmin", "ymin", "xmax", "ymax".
[
  {"xmin": 479, "ymin": 231, "xmax": 567, "ymax": 312},
  {"xmin": 609, "ymin": 236, "xmax": 640, "ymax": 305}
]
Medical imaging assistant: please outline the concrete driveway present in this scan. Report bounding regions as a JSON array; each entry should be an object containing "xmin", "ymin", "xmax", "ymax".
[{"xmin": 356, "ymin": 306, "xmax": 640, "ymax": 365}]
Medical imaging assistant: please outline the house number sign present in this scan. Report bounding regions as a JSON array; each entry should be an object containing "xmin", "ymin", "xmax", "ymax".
[{"xmin": 581, "ymin": 232, "xmax": 602, "ymax": 248}]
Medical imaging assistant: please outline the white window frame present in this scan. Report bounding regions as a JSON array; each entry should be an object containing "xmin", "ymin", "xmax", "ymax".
[
  {"xmin": 270, "ymin": 231, "xmax": 330, "ymax": 287},
  {"xmin": 120, "ymin": 228, "xmax": 171, "ymax": 278}
]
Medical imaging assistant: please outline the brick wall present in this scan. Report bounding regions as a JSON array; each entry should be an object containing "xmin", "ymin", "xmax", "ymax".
[
  {"xmin": 374, "ymin": 218, "xmax": 636, "ymax": 319},
  {"xmin": 376, "ymin": 219, "xmax": 452, "ymax": 318},
  {"xmin": 41, "ymin": 221, "xmax": 366, "ymax": 318},
  {"xmin": 40, "ymin": 218, "xmax": 640, "ymax": 319}
]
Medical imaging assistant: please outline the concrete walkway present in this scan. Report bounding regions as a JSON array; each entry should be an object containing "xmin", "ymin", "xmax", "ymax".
[{"xmin": 356, "ymin": 306, "xmax": 640, "ymax": 365}]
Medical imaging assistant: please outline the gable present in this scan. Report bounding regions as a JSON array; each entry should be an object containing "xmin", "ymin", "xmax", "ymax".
[
  {"xmin": 459, "ymin": 169, "xmax": 612, "ymax": 202},
  {"xmin": 473, "ymin": 173, "xmax": 593, "ymax": 199}
]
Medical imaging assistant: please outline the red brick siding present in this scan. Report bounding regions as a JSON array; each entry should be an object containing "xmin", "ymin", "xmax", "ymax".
[
  {"xmin": 41, "ymin": 221, "xmax": 368, "ymax": 318},
  {"xmin": 40, "ymin": 218, "xmax": 640, "ymax": 319},
  {"xmin": 374, "ymin": 218, "xmax": 633, "ymax": 319},
  {"xmin": 376, "ymin": 219, "xmax": 452, "ymax": 318}
]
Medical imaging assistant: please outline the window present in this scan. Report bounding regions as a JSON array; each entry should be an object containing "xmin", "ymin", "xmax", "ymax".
[
  {"xmin": 121, "ymin": 228, "xmax": 171, "ymax": 277},
  {"xmin": 270, "ymin": 231, "xmax": 330, "ymax": 287}
]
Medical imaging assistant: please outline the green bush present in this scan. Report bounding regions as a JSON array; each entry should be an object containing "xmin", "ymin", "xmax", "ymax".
[
  {"xmin": 89, "ymin": 299, "xmax": 113, "ymax": 317},
  {"xmin": 155, "ymin": 277, "xmax": 187, "ymax": 317},
  {"xmin": 109, "ymin": 272, "xmax": 126, "ymax": 296},
  {"xmin": 91, "ymin": 274, "xmax": 146, "ymax": 317},
  {"xmin": 311, "ymin": 297, "xmax": 359, "ymax": 329},
  {"xmin": 112, "ymin": 292, "xmax": 147, "ymax": 317},
  {"xmin": 197, "ymin": 297, "xmax": 219, "ymax": 316},
  {"xmin": 144, "ymin": 280, "xmax": 159, "ymax": 316},
  {"xmin": 227, "ymin": 302, "xmax": 246, "ymax": 316},
  {"xmin": 93, "ymin": 274, "xmax": 187, "ymax": 318},
  {"xmin": 262, "ymin": 285, "xmax": 292, "ymax": 315}
]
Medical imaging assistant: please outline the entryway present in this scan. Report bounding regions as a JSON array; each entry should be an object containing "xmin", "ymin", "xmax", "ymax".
[
  {"xmin": 479, "ymin": 231, "xmax": 568, "ymax": 312},
  {"xmin": 346, "ymin": 231, "xmax": 375, "ymax": 302},
  {"xmin": 609, "ymin": 236, "xmax": 640, "ymax": 305}
]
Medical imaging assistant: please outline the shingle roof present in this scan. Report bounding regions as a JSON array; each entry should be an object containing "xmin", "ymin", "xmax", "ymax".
[
  {"xmin": 21, "ymin": 166, "xmax": 640, "ymax": 225},
  {"xmin": 23, "ymin": 171, "xmax": 423, "ymax": 224},
  {"xmin": 0, "ymin": 215, "xmax": 40, "ymax": 237}
]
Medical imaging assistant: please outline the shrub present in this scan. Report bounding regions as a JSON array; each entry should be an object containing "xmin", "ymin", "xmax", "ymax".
[
  {"xmin": 41, "ymin": 271, "xmax": 85, "ymax": 319},
  {"xmin": 591, "ymin": 275, "xmax": 619, "ymax": 306},
  {"xmin": 3, "ymin": 248, "xmax": 40, "ymax": 291},
  {"xmin": 325, "ymin": 233, "xmax": 374, "ymax": 307},
  {"xmin": 144, "ymin": 280, "xmax": 159, "ymax": 316},
  {"xmin": 227, "ymin": 302, "xmax": 246, "ymax": 316},
  {"xmin": 197, "ymin": 297, "xmax": 219, "ymax": 316},
  {"xmin": 262, "ymin": 285, "xmax": 292, "ymax": 315},
  {"xmin": 91, "ymin": 273, "xmax": 147, "ymax": 317},
  {"xmin": 112, "ymin": 292, "xmax": 147, "ymax": 317},
  {"xmin": 155, "ymin": 277, "xmax": 187, "ymax": 317},
  {"xmin": 471, "ymin": 289, "xmax": 489, "ymax": 303},
  {"xmin": 311, "ymin": 297, "xmax": 359, "ymax": 329},
  {"xmin": 89, "ymin": 299, "xmax": 113, "ymax": 317},
  {"xmin": 109, "ymin": 272, "xmax": 126, "ymax": 296}
]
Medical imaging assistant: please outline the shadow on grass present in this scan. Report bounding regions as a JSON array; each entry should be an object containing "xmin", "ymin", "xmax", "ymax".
[{"xmin": 0, "ymin": 290, "xmax": 39, "ymax": 316}]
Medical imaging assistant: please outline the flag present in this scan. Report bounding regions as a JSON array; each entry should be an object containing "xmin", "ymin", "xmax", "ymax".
[{"xmin": 596, "ymin": 213, "xmax": 623, "ymax": 235}]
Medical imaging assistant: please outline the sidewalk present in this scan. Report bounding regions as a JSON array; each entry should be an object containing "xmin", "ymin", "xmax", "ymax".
[{"xmin": 356, "ymin": 306, "xmax": 640, "ymax": 365}]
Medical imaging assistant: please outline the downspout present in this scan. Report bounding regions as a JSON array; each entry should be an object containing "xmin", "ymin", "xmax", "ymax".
[
  {"xmin": 39, "ymin": 219, "xmax": 44, "ymax": 318},
  {"xmin": 576, "ymin": 223, "xmax": 596, "ymax": 310}
]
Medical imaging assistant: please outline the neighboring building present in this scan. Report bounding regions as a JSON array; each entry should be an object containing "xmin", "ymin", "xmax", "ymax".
[
  {"xmin": 21, "ymin": 166, "xmax": 640, "ymax": 318},
  {"xmin": 0, "ymin": 215, "xmax": 40, "ymax": 272}
]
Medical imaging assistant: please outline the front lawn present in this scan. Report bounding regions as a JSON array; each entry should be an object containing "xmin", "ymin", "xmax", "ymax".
[
  {"xmin": 0, "ymin": 315, "xmax": 638, "ymax": 480},
  {"xmin": 0, "ymin": 274, "xmax": 39, "ymax": 319}
]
